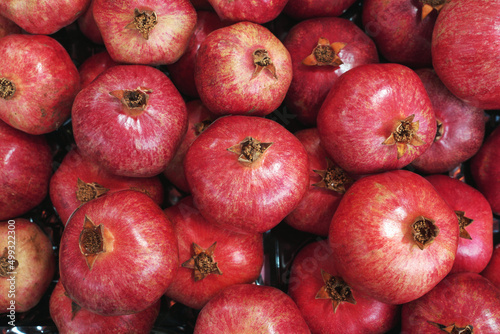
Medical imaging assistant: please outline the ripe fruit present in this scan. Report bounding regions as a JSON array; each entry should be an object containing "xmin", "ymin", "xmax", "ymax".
[{"xmin": 329, "ymin": 169, "xmax": 459, "ymax": 305}]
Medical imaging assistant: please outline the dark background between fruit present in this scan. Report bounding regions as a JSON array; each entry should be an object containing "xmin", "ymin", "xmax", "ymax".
[{"xmin": 1, "ymin": 0, "xmax": 499, "ymax": 332}]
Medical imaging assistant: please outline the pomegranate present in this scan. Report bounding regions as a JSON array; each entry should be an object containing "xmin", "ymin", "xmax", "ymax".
[
  {"xmin": 77, "ymin": 0, "xmax": 104, "ymax": 44},
  {"xmin": 207, "ymin": 0, "xmax": 288, "ymax": 24},
  {"xmin": 481, "ymin": 243, "xmax": 500, "ymax": 289},
  {"xmin": 284, "ymin": 0, "xmax": 359, "ymax": 21},
  {"xmin": 0, "ymin": 15, "xmax": 21, "ymax": 38},
  {"xmin": 78, "ymin": 51, "xmax": 120, "ymax": 89}
]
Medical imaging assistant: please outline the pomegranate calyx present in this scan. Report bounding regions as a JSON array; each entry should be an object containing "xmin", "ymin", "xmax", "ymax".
[
  {"xmin": 315, "ymin": 269, "xmax": 356, "ymax": 313},
  {"xmin": 0, "ymin": 247, "xmax": 18, "ymax": 277},
  {"xmin": 435, "ymin": 119, "xmax": 444, "ymax": 142},
  {"xmin": 302, "ymin": 38, "xmax": 346, "ymax": 67},
  {"xmin": 411, "ymin": 216, "xmax": 439, "ymax": 250},
  {"xmin": 76, "ymin": 178, "xmax": 110, "ymax": 204},
  {"xmin": 420, "ymin": 0, "xmax": 446, "ymax": 20},
  {"xmin": 382, "ymin": 114, "xmax": 425, "ymax": 159},
  {"xmin": 109, "ymin": 87, "xmax": 152, "ymax": 116},
  {"xmin": 427, "ymin": 321, "xmax": 474, "ymax": 334},
  {"xmin": 313, "ymin": 158, "xmax": 352, "ymax": 194},
  {"xmin": 125, "ymin": 8, "xmax": 158, "ymax": 40},
  {"xmin": 455, "ymin": 210, "xmax": 473, "ymax": 240},
  {"xmin": 227, "ymin": 137, "xmax": 273, "ymax": 164},
  {"xmin": 193, "ymin": 119, "xmax": 213, "ymax": 136},
  {"xmin": 0, "ymin": 78, "xmax": 15, "ymax": 99},
  {"xmin": 79, "ymin": 215, "xmax": 106, "ymax": 270},
  {"xmin": 181, "ymin": 242, "xmax": 222, "ymax": 282},
  {"xmin": 251, "ymin": 49, "xmax": 277, "ymax": 80}
]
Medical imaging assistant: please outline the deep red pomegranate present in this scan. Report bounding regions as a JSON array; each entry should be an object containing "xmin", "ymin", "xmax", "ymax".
[
  {"xmin": 362, "ymin": 0, "xmax": 439, "ymax": 68},
  {"xmin": 77, "ymin": 0, "xmax": 104, "ymax": 44},
  {"xmin": 410, "ymin": 68, "xmax": 486, "ymax": 174},
  {"xmin": 0, "ymin": 120, "xmax": 53, "ymax": 221},
  {"xmin": 284, "ymin": 128, "xmax": 353, "ymax": 236},
  {"xmin": 470, "ymin": 126, "xmax": 500, "ymax": 215},
  {"xmin": 432, "ymin": 0, "xmax": 500, "ymax": 109},
  {"xmin": 329, "ymin": 169, "xmax": 459, "ymax": 305},
  {"xmin": 78, "ymin": 51, "xmax": 120, "ymax": 89},
  {"xmin": 59, "ymin": 190, "xmax": 178, "ymax": 316},
  {"xmin": 288, "ymin": 240, "xmax": 399, "ymax": 333},
  {"xmin": 481, "ymin": 243, "xmax": 500, "ymax": 289},
  {"xmin": 166, "ymin": 10, "xmax": 224, "ymax": 98},
  {"xmin": 164, "ymin": 196, "xmax": 264, "ymax": 309},
  {"xmin": 283, "ymin": 0, "xmax": 358, "ymax": 21},
  {"xmin": 93, "ymin": 0, "xmax": 197, "ymax": 65},
  {"xmin": 50, "ymin": 281, "xmax": 161, "ymax": 334},
  {"xmin": 163, "ymin": 100, "xmax": 216, "ymax": 193},
  {"xmin": 207, "ymin": 0, "xmax": 288, "ymax": 24},
  {"xmin": 184, "ymin": 115, "xmax": 309, "ymax": 234},
  {"xmin": 0, "ymin": 218, "xmax": 56, "ymax": 313},
  {"xmin": 72, "ymin": 65, "xmax": 188, "ymax": 178},
  {"xmin": 425, "ymin": 174, "xmax": 493, "ymax": 274},
  {"xmin": 195, "ymin": 21, "xmax": 292, "ymax": 117},
  {"xmin": 0, "ymin": 0, "xmax": 90, "ymax": 34},
  {"xmin": 50, "ymin": 147, "xmax": 164, "ymax": 225},
  {"xmin": 283, "ymin": 17, "xmax": 379, "ymax": 125},
  {"xmin": 317, "ymin": 63, "xmax": 436, "ymax": 176},
  {"xmin": 0, "ymin": 34, "xmax": 80, "ymax": 135},
  {"xmin": 401, "ymin": 272, "xmax": 500, "ymax": 333},
  {"xmin": 194, "ymin": 284, "xmax": 311, "ymax": 333}
]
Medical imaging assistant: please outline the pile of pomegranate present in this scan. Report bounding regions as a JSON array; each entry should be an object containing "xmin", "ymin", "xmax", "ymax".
[{"xmin": 1, "ymin": 0, "xmax": 499, "ymax": 332}]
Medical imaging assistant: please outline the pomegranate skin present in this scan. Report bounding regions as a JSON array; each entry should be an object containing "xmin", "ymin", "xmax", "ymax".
[
  {"xmin": 317, "ymin": 63, "xmax": 436, "ymax": 176},
  {"xmin": 184, "ymin": 115, "xmax": 309, "ymax": 234},
  {"xmin": 93, "ymin": 0, "xmax": 197, "ymax": 65},
  {"xmin": 72, "ymin": 65, "xmax": 188, "ymax": 178},
  {"xmin": 0, "ymin": 15, "xmax": 21, "ymax": 38},
  {"xmin": 0, "ymin": 34, "xmax": 81, "ymax": 135},
  {"xmin": 401, "ymin": 272, "xmax": 500, "ymax": 333},
  {"xmin": 410, "ymin": 68, "xmax": 486, "ymax": 174},
  {"xmin": 329, "ymin": 169, "xmax": 459, "ymax": 305},
  {"xmin": 362, "ymin": 0, "xmax": 436, "ymax": 68},
  {"xmin": 470, "ymin": 126, "xmax": 500, "ymax": 215},
  {"xmin": 50, "ymin": 147, "xmax": 164, "ymax": 225},
  {"xmin": 207, "ymin": 0, "xmax": 288, "ymax": 24},
  {"xmin": 425, "ymin": 174, "xmax": 493, "ymax": 274},
  {"xmin": 481, "ymin": 244, "xmax": 500, "ymax": 289},
  {"xmin": 283, "ymin": 17, "xmax": 379, "ymax": 125},
  {"xmin": 77, "ymin": 0, "xmax": 104, "ymax": 44},
  {"xmin": 0, "ymin": 120, "xmax": 53, "ymax": 221},
  {"xmin": 432, "ymin": 0, "xmax": 500, "ymax": 109},
  {"xmin": 284, "ymin": 0, "xmax": 358, "ymax": 21},
  {"xmin": 78, "ymin": 51, "xmax": 120, "ymax": 89},
  {"xmin": 194, "ymin": 21, "xmax": 292, "ymax": 117},
  {"xmin": 194, "ymin": 284, "xmax": 311, "ymax": 334},
  {"xmin": 0, "ymin": 0, "xmax": 90, "ymax": 35}
]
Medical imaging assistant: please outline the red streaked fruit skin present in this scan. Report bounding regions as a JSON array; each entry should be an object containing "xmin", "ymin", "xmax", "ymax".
[
  {"xmin": 401, "ymin": 272, "xmax": 500, "ymax": 333},
  {"xmin": 432, "ymin": 0, "xmax": 500, "ymax": 109},
  {"xmin": 0, "ymin": 120, "xmax": 53, "ymax": 221},
  {"xmin": 283, "ymin": 17, "xmax": 379, "ymax": 125},
  {"xmin": 59, "ymin": 190, "xmax": 178, "ymax": 316},
  {"xmin": 0, "ymin": 15, "xmax": 21, "ymax": 38},
  {"xmin": 425, "ymin": 174, "xmax": 493, "ymax": 274},
  {"xmin": 288, "ymin": 240, "xmax": 399, "ymax": 334},
  {"xmin": 77, "ymin": 0, "xmax": 104, "ymax": 44},
  {"xmin": 164, "ymin": 196, "xmax": 264, "ymax": 310},
  {"xmin": 0, "ymin": 34, "xmax": 80, "ymax": 135},
  {"xmin": 50, "ymin": 281, "xmax": 161, "ymax": 334},
  {"xmin": 207, "ymin": 0, "xmax": 287, "ymax": 24},
  {"xmin": 0, "ymin": 0, "xmax": 90, "ymax": 35},
  {"xmin": 72, "ymin": 65, "xmax": 188, "ymax": 178},
  {"xmin": 329, "ymin": 169, "xmax": 459, "ymax": 305},
  {"xmin": 50, "ymin": 147, "xmax": 164, "ymax": 225},
  {"xmin": 93, "ymin": 0, "xmax": 197, "ymax": 65},
  {"xmin": 317, "ymin": 63, "xmax": 436, "ymax": 176},
  {"xmin": 470, "ymin": 126, "xmax": 500, "ymax": 215},
  {"xmin": 163, "ymin": 100, "xmax": 216, "ymax": 193},
  {"xmin": 481, "ymin": 244, "xmax": 500, "ymax": 289},
  {"xmin": 194, "ymin": 21, "xmax": 292, "ymax": 117},
  {"xmin": 193, "ymin": 284, "xmax": 311, "ymax": 334},
  {"xmin": 361, "ymin": 0, "xmax": 436, "ymax": 68},
  {"xmin": 78, "ymin": 51, "xmax": 120, "ymax": 89},
  {"xmin": 284, "ymin": 128, "xmax": 349, "ymax": 236},
  {"xmin": 166, "ymin": 10, "xmax": 224, "ymax": 98},
  {"xmin": 284, "ymin": 0, "xmax": 358, "ymax": 21},
  {"xmin": 0, "ymin": 218, "xmax": 56, "ymax": 313},
  {"xmin": 410, "ymin": 68, "xmax": 486, "ymax": 174},
  {"xmin": 184, "ymin": 115, "xmax": 309, "ymax": 234}
]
